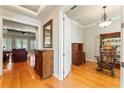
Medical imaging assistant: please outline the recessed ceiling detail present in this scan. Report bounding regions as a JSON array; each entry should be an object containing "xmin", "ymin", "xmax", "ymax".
[
  {"xmin": 0, "ymin": 5, "xmax": 57, "ymax": 19},
  {"xmin": 20, "ymin": 5, "xmax": 40, "ymax": 13}
]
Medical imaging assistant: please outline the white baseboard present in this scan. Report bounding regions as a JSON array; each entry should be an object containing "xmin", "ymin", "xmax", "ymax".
[
  {"xmin": 86, "ymin": 58, "xmax": 97, "ymax": 63},
  {"xmin": 53, "ymin": 73, "xmax": 59, "ymax": 79},
  {"xmin": 0, "ymin": 67, "xmax": 3, "ymax": 76}
]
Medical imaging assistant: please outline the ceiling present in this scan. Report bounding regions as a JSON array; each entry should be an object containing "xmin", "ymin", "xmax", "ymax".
[
  {"xmin": 0, "ymin": 5, "xmax": 121, "ymax": 26},
  {"xmin": 20, "ymin": 5, "xmax": 40, "ymax": 12},
  {"xmin": 66, "ymin": 5, "xmax": 121, "ymax": 26},
  {"xmin": 0, "ymin": 5, "xmax": 57, "ymax": 19}
]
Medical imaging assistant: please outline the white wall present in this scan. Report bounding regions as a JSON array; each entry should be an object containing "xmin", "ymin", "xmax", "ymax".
[
  {"xmin": 71, "ymin": 20, "xmax": 84, "ymax": 43},
  {"xmin": 84, "ymin": 18, "xmax": 121, "ymax": 61},
  {"xmin": 40, "ymin": 7, "xmax": 60, "ymax": 78}
]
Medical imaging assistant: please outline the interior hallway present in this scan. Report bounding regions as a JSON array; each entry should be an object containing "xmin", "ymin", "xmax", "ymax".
[{"xmin": 0, "ymin": 61, "xmax": 120, "ymax": 88}]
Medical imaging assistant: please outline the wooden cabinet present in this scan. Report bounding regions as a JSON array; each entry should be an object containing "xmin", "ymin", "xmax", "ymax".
[
  {"xmin": 34, "ymin": 50, "xmax": 53, "ymax": 79},
  {"xmin": 72, "ymin": 43, "xmax": 85, "ymax": 66}
]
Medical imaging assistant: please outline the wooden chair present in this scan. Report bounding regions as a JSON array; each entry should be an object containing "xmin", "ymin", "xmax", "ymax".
[{"xmin": 95, "ymin": 46, "xmax": 117, "ymax": 76}]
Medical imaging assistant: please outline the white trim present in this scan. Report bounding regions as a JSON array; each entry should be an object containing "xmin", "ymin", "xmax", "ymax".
[
  {"xmin": 12, "ymin": 5, "xmax": 38, "ymax": 16},
  {"xmin": 84, "ymin": 22, "xmax": 97, "ymax": 28},
  {"xmin": 0, "ymin": 8, "xmax": 40, "ymax": 27},
  {"xmin": 37, "ymin": 5, "xmax": 47, "ymax": 15},
  {"xmin": 68, "ymin": 16, "xmax": 121, "ymax": 29},
  {"xmin": 84, "ymin": 16, "xmax": 121, "ymax": 28},
  {"xmin": 0, "ymin": 8, "xmax": 41, "ymax": 76},
  {"xmin": 86, "ymin": 58, "xmax": 97, "ymax": 62},
  {"xmin": 2, "ymin": 27, "xmax": 37, "ymax": 33},
  {"xmin": 58, "ymin": 5, "xmax": 73, "ymax": 80},
  {"xmin": 53, "ymin": 73, "xmax": 59, "ymax": 79},
  {"xmin": 120, "ymin": 6, "xmax": 124, "ymax": 88},
  {"xmin": 70, "ymin": 19, "xmax": 85, "ymax": 28},
  {"xmin": 58, "ymin": 9, "xmax": 64, "ymax": 80},
  {"xmin": 0, "ymin": 16, "xmax": 3, "ymax": 76},
  {"xmin": 2, "ymin": 16, "xmax": 39, "ymax": 27},
  {"xmin": 112, "ymin": 16, "xmax": 121, "ymax": 21}
]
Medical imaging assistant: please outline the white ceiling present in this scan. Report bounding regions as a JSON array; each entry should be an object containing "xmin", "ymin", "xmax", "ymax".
[
  {"xmin": 0, "ymin": 5, "xmax": 57, "ymax": 19},
  {"xmin": 20, "ymin": 5, "xmax": 40, "ymax": 12},
  {"xmin": 66, "ymin": 5, "xmax": 121, "ymax": 26},
  {"xmin": 0, "ymin": 5, "xmax": 121, "ymax": 26}
]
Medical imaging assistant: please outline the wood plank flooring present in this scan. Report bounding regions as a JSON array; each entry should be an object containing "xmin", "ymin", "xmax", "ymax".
[{"xmin": 0, "ymin": 61, "xmax": 120, "ymax": 88}]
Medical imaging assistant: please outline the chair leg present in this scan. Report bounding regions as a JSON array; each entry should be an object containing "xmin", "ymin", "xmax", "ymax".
[
  {"xmin": 96, "ymin": 65, "xmax": 102, "ymax": 71},
  {"xmin": 96, "ymin": 66, "xmax": 100, "ymax": 71}
]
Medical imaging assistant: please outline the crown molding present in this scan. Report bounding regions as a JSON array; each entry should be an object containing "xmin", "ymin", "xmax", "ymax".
[
  {"xmin": 84, "ymin": 22, "xmax": 97, "ymax": 28},
  {"xmin": 37, "ymin": 5, "xmax": 47, "ymax": 15},
  {"xmin": 84, "ymin": 16, "xmax": 121, "ymax": 28},
  {"xmin": 70, "ymin": 18, "xmax": 85, "ymax": 28},
  {"xmin": 70, "ymin": 16, "xmax": 121, "ymax": 29}
]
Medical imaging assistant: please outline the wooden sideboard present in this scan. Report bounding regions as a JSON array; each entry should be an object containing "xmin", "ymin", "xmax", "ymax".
[
  {"xmin": 34, "ymin": 50, "xmax": 53, "ymax": 79},
  {"xmin": 72, "ymin": 43, "xmax": 85, "ymax": 66}
]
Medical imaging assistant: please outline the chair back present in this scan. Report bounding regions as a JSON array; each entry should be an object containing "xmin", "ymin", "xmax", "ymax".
[{"xmin": 101, "ymin": 46, "xmax": 116, "ymax": 64}]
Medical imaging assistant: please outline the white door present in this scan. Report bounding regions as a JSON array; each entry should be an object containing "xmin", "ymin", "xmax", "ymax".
[{"xmin": 63, "ymin": 14, "xmax": 72, "ymax": 79}]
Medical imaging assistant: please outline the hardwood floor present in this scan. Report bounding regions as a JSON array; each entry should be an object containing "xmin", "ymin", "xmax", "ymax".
[{"xmin": 0, "ymin": 61, "xmax": 120, "ymax": 88}]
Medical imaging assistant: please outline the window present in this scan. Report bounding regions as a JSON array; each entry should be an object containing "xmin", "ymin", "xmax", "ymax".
[
  {"xmin": 3, "ymin": 30, "xmax": 36, "ymax": 51},
  {"xmin": 3, "ymin": 38, "xmax": 7, "ymax": 50},
  {"xmin": 7, "ymin": 38, "xmax": 12, "ymax": 50},
  {"xmin": 15, "ymin": 39, "xmax": 22, "ymax": 49},
  {"xmin": 3, "ymin": 38, "xmax": 12, "ymax": 51},
  {"xmin": 22, "ymin": 39, "xmax": 28, "ymax": 49},
  {"xmin": 15, "ymin": 39, "xmax": 28, "ymax": 50},
  {"xmin": 30, "ymin": 40, "xmax": 35, "ymax": 50}
]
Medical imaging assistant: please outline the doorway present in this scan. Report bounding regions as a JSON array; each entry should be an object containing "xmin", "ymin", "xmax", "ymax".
[
  {"xmin": 1, "ymin": 18, "xmax": 39, "ymax": 73},
  {"xmin": 60, "ymin": 5, "xmax": 122, "ymax": 87}
]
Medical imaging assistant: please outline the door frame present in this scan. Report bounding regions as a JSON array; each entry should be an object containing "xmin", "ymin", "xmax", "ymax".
[
  {"xmin": 0, "ymin": 16, "xmax": 3, "ymax": 76},
  {"xmin": 0, "ymin": 15, "xmax": 41, "ymax": 76},
  {"xmin": 120, "ymin": 6, "xmax": 124, "ymax": 87},
  {"xmin": 58, "ymin": 5, "xmax": 73, "ymax": 80},
  {"xmin": 63, "ymin": 13, "xmax": 72, "ymax": 79}
]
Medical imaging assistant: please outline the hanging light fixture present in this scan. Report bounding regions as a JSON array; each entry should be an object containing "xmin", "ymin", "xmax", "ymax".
[{"xmin": 98, "ymin": 6, "xmax": 111, "ymax": 28}]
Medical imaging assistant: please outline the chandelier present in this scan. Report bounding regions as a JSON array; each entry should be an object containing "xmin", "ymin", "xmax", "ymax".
[{"xmin": 98, "ymin": 6, "xmax": 111, "ymax": 28}]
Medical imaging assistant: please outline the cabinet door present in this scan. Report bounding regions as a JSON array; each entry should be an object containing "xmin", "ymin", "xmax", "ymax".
[
  {"xmin": 37, "ymin": 53, "xmax": 42, "ymax": 76},
  {"xmin": 34, "ymin": 51, "xmax": 38, "ymax": 73},
  {"xmin": 77, "ymin": 52, "xmax": 83, "ymax": 65},
  {"xmin": 34, "ymin": 51, "xmax": 43, "ymax": 76},
  {"xmin": 42, "ymin": 51, "xmax": 53, "ymax": 79}
]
